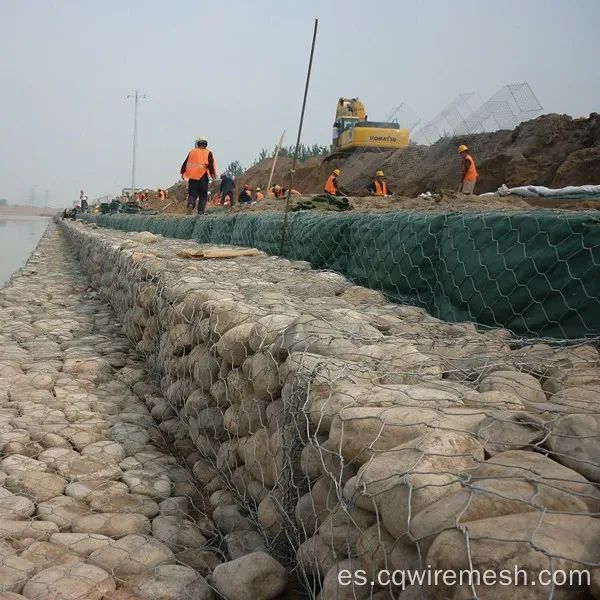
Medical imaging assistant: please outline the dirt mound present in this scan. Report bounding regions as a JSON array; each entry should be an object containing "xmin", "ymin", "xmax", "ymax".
[
  {"xmin": 143, "ymin": 113, "xmax": 599, "ymax": 216},
  {"xmin": 235, "ymin": 155, "xmax": 336, "ymax": 196},
  {"xmin": 236, "ymin": 113, "xmax": 600, "ymax": 198},
  {"xmin": 226, "ymin": 191, "xmax": 532, "ymax": 214}
]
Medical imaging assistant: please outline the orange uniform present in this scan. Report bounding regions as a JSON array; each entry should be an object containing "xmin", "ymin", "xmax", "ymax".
[
  {"xmin": 324, "ymin": 175, "xmax": 338, "ymax": 195},
  {"xmin": 183, "ymin": 148, "xmax": 216, "ymax": 180},
  {"xmin": 462, "ymin": 154, "xmax": 478, "ymax": 182},
  {"xmin": 374, "ymin": 180, "xmax": 389, "ymax": 196}
]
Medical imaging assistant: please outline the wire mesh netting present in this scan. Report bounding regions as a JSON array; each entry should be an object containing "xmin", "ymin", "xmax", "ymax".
[
  {"xmin": 453, "ymin": 83, "xmax": 543, "ymax": 137},
  {"xmin": 19, "ymin": 217, "xmax": 595, "ymax": 600},
  {"xmin": 81, "ymin": 209, "xmax": 600, "ymax": 341},
  {"xmin": 412, "ymin": 93, "xmax": 485, "ymax": 146},
  {"xmin": 412, "ymin": 83, "xmax": 543, "ymax": 145}
]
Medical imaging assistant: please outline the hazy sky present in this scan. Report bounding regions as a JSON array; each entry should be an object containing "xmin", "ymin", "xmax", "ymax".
[{"xmin": 1, "ymin": 0, "xmax": 598, "ymax": 206}]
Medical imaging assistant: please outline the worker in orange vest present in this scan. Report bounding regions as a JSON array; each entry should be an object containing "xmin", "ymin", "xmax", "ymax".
[
  {"xmin": 458, "ymin": 144, "xmax": 478, "ymax": 194},
  {"xmin": 180, "ymin": 136, "xmax": 217, "ymax": 215},
  {"xmin": 158, "ymin": 188, "xmax": 166, "ymax": 201},
  {"xmin": 367, "ymin": 171, "xmax": 391, "ymax": 196},
  {"xmin": 324, "ymin": 169, "xmax": 342, "ymax": 196},
  {"xmin": 270, "ymin": 185, "xmax": 285, "ymax": 198},
  {"xmin": 253, "ymin": 187, "xmax": 264, "ymax": 201}
]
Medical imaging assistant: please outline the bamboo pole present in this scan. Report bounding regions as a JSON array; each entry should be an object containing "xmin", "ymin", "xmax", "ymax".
[{"xmin": 266, "ymin": 130, "xmax": 286, "ymax": 196}]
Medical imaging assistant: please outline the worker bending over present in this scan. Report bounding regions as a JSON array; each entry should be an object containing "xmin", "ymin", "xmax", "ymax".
[
  {"xmin": 220, "ymin": 173, "xmax": 235, "ymax": 206},
  {"xmin": 238, "ymin": 185, "xmax": 253, "ymax": 204},
  {"xmin": 254, "ymin": 187, "xmax": 264, "ymax": 201},
  {"xmin": 270, "ymin": 185, "xmax": 285, "ymax": 198},
  {"xmin": 458, "ymin": 145, "xmax": 478, "ymax": 194},
  {"xmin": 367, "ymin": 171, "xmax": 391, "ymax": 196},
  {"xmin": 180, "ymin": 137, "xmax": 217, "ymax": 215},
  {"xmin": 324, "ymin": 169, "xmax": 342, "ymax": 196}
]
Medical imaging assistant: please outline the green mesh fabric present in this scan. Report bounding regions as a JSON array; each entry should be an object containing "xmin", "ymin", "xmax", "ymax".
[
  {"xmin": 434, "ymin": 210, "xmax": 600, "ymax": 339},
  {"xmin": 191, "ymin": 218, "xmax": 214, "ymax": 242},
  {"xmin": 76, "ymin": 210, "xmax": 600, "ymax": 339}
]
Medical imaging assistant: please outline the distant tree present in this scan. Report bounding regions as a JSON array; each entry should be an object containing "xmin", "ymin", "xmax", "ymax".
[
  {"xmin": 248, "ymin": 143, "xmax": 329, "ymax": 169},
  {"xmin": 225, "ymin": 161, "xmax": 245, "ymax": 178},
  {"xmin": 274, "ymin": 145, "xmax": 294, "ymax": 159},
  {"xmin": 262, "ymin": 144, "xmax": 329, "ymax": 163},
  {"xmin": 0, "ymin": 199, "xmax": 7, "ymax": 206}
]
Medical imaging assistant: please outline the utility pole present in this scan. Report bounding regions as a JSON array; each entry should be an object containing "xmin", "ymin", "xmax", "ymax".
[
  {"xmin": 28, "ymin": 184, "xmax": 37, "ymax": 207},
  {"xmin": 127, "ymin": 90, "xmax": 146, "ymax": 196}
]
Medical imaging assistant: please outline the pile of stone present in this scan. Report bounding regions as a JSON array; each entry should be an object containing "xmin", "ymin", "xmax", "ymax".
[
  {"xmin": 0, "ymin": 224, "xmax": 292, "ymax": 600},
  {"xmin": 57, "ymin": 221, "xmax": 600, "ymax": 600}
]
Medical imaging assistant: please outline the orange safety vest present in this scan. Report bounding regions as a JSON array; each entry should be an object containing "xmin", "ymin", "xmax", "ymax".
[
  {"xmin": 462, "ymin": 154, "xmax": 478, "ymax": 182},
  {"xmin": 324, "ymin": 175, "xmax": 338, "ymax": 195},
  {"xmin": 374, "ymin": 180, "xmax": 388, "ymax": 196},
  {"xmin": 184, "ymin": 148, "xmax": 212, "ymax": 180},
  {"xmin": 271, "ymin": 187, "xmax": 285, "ymax": 198},
  {"xmin": 159, "ymin": 190, "xmax": 165, "ymax": 200},
  {"xmin": 255, "ymin": 192, "xmax": 264, "ymax": 201}
]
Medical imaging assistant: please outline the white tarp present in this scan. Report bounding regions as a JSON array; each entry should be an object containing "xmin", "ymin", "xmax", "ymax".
[{"xmin": 480, "ymin": 184, "xmax": 600, "ymax": 198}]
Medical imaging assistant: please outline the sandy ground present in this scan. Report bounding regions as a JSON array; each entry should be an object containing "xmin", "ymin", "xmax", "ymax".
[{"xmin": 144, "ymin": 190, "xmax": 599, "ymax": 217}]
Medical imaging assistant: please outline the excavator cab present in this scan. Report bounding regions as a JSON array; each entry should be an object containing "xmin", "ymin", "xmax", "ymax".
[
  {"xmin": 332, "ymin": 116, "xmax": 360, "ymax": 152},
  {"xmin": 330, "ymin": 96, "xmax": 409, "ymax": 155}
]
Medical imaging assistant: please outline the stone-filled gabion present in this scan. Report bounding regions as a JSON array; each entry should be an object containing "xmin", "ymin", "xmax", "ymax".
[{"xmin": 54, "ymin": 220, "xmax": 600, "ymax": 600}]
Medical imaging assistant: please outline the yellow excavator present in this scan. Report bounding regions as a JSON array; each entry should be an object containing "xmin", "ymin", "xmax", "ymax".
[{"xmin": 330, "ymin": 97, "xmax": 410, "ymax": 154}]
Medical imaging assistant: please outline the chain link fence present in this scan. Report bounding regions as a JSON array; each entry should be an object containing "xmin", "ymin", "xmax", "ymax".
[{"xmin": 55, "ymin": 219, "xmax": 600, "ymax": 599}]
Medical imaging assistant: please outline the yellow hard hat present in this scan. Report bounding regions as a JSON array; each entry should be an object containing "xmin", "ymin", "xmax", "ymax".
[
  {"xmin": 458, "ymin": 144, "xmax": 468, "ymax": 153},
  {"xmin": 333, "ymin": 169, "xmax": 340, "ymax": 176},
  {"xmin": 196, "ymin": 136, "xmax": 208, "ymax": 146},
  {"xmin": 274, "ymin": 185, "xmax": 281, "ymax": 192},
  {"xmin": 256, "ymin": 187, "xmax": 261, "ymax": 191},
  {"xmin": 376, "ymin": 170, "xmax": 384, "ymax": 177}
]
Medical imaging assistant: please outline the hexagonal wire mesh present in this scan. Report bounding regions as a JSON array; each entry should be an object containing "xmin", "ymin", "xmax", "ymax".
[{"xmin": 26, "ymin": 218, "xmax": 598, "ymax": 600}]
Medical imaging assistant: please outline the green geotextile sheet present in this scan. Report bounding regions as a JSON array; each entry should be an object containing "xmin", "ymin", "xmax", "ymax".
[{"xmin": 78, "ymin": 210, "xmax": 600, "ymax": 339}]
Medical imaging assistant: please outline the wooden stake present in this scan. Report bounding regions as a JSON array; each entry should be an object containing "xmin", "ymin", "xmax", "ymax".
[{"xmin": 266, "ymin": 130, "xmax": 286, "ymax": 196}]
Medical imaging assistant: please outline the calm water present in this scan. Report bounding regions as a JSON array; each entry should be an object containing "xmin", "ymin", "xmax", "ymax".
[{"xmin": 0, "ymin": 216, "xmax": 50, "ymax": 288}]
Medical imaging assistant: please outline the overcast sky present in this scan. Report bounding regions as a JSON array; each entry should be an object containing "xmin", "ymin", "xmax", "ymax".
[{"xmin": 1, "ymin": 0, "xmax": 598, "ymax": 206}]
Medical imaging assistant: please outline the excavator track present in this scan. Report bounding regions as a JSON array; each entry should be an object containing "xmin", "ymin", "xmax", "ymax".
[{"xmin": 323, "ymin": 152, "xmax": 348, "ymax": 163}]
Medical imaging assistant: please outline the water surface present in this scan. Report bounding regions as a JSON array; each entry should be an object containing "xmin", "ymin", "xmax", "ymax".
[{"xmin": 0, "ymin": 216, "xmax": 50, "ymax": 287}]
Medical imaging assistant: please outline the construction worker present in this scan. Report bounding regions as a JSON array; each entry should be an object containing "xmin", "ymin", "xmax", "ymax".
[
  {"xmin": 79, "ymin": 190, "xmax": 89, "ymax": 212},
  {"xmin": 270, "ymin": 185, "xmax": 285, "ymax": 198},
  {"xmin": 367, "ymin": 171, "xmax": 391, "ymax": 196},
  {"xmin": 220, "ymin": 173, "xmax": 235, "ymax": 207},
  {"xmin": 158, "ymin": 188, "xmax": 166, "ymax": 201},
  {"xmin": 458, "ymin": 145, "xmax": 478, "ymax": 194},
  {"xmin": 180, "ymin": 137, "xmax": 217, "ymax": 215},
  {"xmin": 238, "ymin": 184, "xmax": 253, "ymax": 204},
  {"xmin": 254, "ymin": 187, "xmax": 264, "ymax": 201},
  {"xmin": 324, "ymin": 169, "xmax": 341, "ymax": 196}
]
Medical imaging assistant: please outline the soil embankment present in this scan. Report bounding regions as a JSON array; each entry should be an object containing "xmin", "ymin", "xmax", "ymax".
[{"xmin": 140, "ymin": 113, "xmax": 600, "ymax": 216}]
